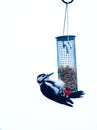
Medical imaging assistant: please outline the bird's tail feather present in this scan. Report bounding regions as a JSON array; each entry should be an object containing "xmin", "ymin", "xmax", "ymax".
[
  {"xmin": 63, "ymin": 101, "xmax": 73, "ymax": 107},
  {"xmin": 69, "ymin": 90, "xmax": 85, "ymax": 98},
  {"xmin": 63, "ymin": 95, "xmax": 74, "ymax": 107}
]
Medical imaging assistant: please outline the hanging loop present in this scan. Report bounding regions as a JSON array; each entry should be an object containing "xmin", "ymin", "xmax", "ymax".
[{"xmin": 62, "ymin": 0, "xmax": 74, "ymax": 4}]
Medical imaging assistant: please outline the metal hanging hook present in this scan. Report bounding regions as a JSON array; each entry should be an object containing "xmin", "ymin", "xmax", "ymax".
[{"xmin": 62, "ymin": 0, "xmax": 74, "ymax": 4}]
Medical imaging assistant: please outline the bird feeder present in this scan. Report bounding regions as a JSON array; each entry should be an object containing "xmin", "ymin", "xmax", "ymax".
[{"xmin": 56, "ymin": 0, "xmax": 78, "ymax": 91}]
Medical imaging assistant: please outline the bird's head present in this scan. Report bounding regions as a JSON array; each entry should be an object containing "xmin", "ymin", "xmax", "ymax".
[{"xmin": 37, "ymin": 72, "xmax": 54, "ymax": 83}]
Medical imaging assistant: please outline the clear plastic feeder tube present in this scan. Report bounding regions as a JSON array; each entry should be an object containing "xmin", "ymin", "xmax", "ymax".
[{"xmin": 56, "ymin": 35, "xmax": 78, "ymax": 91}]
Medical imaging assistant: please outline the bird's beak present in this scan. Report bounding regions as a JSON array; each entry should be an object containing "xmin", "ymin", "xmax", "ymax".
[{"xmin": 46, "ymin": 72, "xmax": 54, "ymax": 78}]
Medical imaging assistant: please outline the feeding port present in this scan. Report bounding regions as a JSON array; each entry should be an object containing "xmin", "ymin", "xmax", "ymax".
[{"xmin": 56, "ymin": 35, "xmax": 78, "ymax": 91}]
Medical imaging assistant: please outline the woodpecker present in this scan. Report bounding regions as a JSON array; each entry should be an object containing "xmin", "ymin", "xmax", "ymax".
[
  {"xmin": 37, "ymin": 72, "xmax": 74, "ymax": 107},
  {"xmin": 37, "ymin": 72, "xmax": 85, "ymax": 107}
]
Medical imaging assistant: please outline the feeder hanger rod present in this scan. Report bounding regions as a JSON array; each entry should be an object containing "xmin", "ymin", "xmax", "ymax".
[
  {"xmin": 62, "ymin": 0, "xmax": 74, "ymax": 36},
  {"xmin": 63, "ymin": 4, "xmax": 68, "ymax": 35}
]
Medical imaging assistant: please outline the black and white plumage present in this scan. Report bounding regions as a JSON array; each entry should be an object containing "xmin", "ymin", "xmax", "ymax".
[
  {"xmin": 37, "ymin": 73, "xmax": 85, "ymax": 107},
  {"xmin": 37, "ymin": 72, "xmax": 74, "ymax": 107},
  {"xmin": 69, "ymin": 90, "xmax": 85, "ymax": 98}
]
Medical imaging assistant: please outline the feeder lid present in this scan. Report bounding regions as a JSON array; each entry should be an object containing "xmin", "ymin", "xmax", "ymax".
[{"xmin": 56, "ymin": 35, "xmax": 75, "ymax": 41}]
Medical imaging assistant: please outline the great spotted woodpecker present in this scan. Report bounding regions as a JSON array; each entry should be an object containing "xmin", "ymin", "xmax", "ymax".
[{"xmin": 37, "ymin": 72, "xmax": 84, "ymax": 107}]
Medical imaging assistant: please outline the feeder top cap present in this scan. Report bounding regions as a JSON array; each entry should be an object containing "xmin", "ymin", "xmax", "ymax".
[
  {"xmin": 62, "ymin": 0, "xmax": 74, "ymax": 4},
  {"xmin": 56, "ymin": 35, "xmax": 75, "ymax": 41}
]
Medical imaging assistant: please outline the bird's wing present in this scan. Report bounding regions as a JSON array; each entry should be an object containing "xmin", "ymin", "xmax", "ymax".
[
  {"xmin": 46, "ymin": 80, "xmax": 65, "ymax": 95},
  {"xmin": 45, "ymin": 80, "xmax": 60, "ymax": 95}
]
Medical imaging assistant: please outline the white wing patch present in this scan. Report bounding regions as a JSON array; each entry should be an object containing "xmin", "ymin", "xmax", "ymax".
[{"xmin": 45, "ymin": 82, "xmax": 59, "ymax": 95}]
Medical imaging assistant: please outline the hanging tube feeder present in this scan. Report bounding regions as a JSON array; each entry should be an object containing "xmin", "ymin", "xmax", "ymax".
[{"xmin": 56, "ymin": 0, "xmax": 78, "ymax": 92}]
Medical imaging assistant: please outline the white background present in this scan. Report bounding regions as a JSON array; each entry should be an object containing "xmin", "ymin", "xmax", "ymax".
[{"xmin": 0, "ymin": 0, "xmax": 97, "ymax": 130}]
